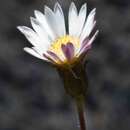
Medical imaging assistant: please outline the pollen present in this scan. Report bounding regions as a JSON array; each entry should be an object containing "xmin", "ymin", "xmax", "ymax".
[{"xmin": 49, "ymin": 35, "xmax": 80, "ymax": 60}]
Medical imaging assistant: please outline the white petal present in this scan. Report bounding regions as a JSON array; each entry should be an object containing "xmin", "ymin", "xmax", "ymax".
[
  {"xmin": 34, "ymin": 10, "xmax": 56, "ymax": 40},
  {"xmin": 44, "ymin": 6, "xmax": 63, "ymax": 37},
  {"xmin": 32, "ymin": 46, "xmax": 44, "ymax": 56},
  {"xmin": 24, "ymin": 47, "xmax": 44, "ymax": 60},
  {"xmin": 76, "ymin": 3, "xmax": 87, "ymax": 37},
  {"xmin": 54, "ymin": 2, "xmax": 66, "ymax": 36},
  {"xmin": 69, "ymin": 2, "xmax": 78, "ymax": 36},
  {"xmin": 17, "ymin": 26, "xmax": 44, "ymax": 48},
  {"xmin": 30, "ymin": 17, "xmax": 51, "ymax": 47},
  {"xmin": 78, "ymin": 30, "xmax": 99, "ymax": 56},
  {"xmin": 87, "ymin": 30, "xmax": 99, "ymax": 46},
  {"xmin": 80, "ymin": 8, "xmax": 96, "ymax": 42},
  {"xmin": 32, "ymin": 47, "xmax": 49, "ymax": 61}
]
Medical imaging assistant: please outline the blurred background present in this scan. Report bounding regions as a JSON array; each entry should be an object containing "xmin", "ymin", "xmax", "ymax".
[{"xmin": 0, "ymin": 0, "xmax": 130, "ymax": 130}]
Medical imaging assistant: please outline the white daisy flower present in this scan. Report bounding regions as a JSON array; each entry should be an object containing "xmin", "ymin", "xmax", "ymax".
[{"xmin": 17, "ymin": 2, "xmax": 99, "ymax": 66}]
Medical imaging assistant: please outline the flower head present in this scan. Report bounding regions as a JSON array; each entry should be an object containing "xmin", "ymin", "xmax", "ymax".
[{"xmin": 17, "ymin": 2, "xmax": 98, "ymax": 66}]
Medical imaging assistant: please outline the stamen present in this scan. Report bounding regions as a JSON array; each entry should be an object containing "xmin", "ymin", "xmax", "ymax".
[{"xmin": 48, "ymin": 35, "xmax": 80, "ymax": 62}]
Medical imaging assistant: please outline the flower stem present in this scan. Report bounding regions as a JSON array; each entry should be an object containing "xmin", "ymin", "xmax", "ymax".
[{"xmin": 75, "ymin": 96, "xmax": 86, "ymax": 130}]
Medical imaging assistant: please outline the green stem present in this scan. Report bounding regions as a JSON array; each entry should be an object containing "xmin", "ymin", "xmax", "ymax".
[{"xmin": 75, "ymin": 97, "xmax": 86, "ymax": 130}]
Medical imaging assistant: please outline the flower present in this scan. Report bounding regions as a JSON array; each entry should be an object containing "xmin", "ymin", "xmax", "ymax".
[{"xmin": 17, "ymin": 2, "xmax": 99, "ymax": 67}]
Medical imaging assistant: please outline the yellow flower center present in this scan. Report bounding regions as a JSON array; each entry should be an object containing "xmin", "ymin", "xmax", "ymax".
[{"xmin": 49, "ymin": 35, "xmax": 80, "ymax": 60}]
